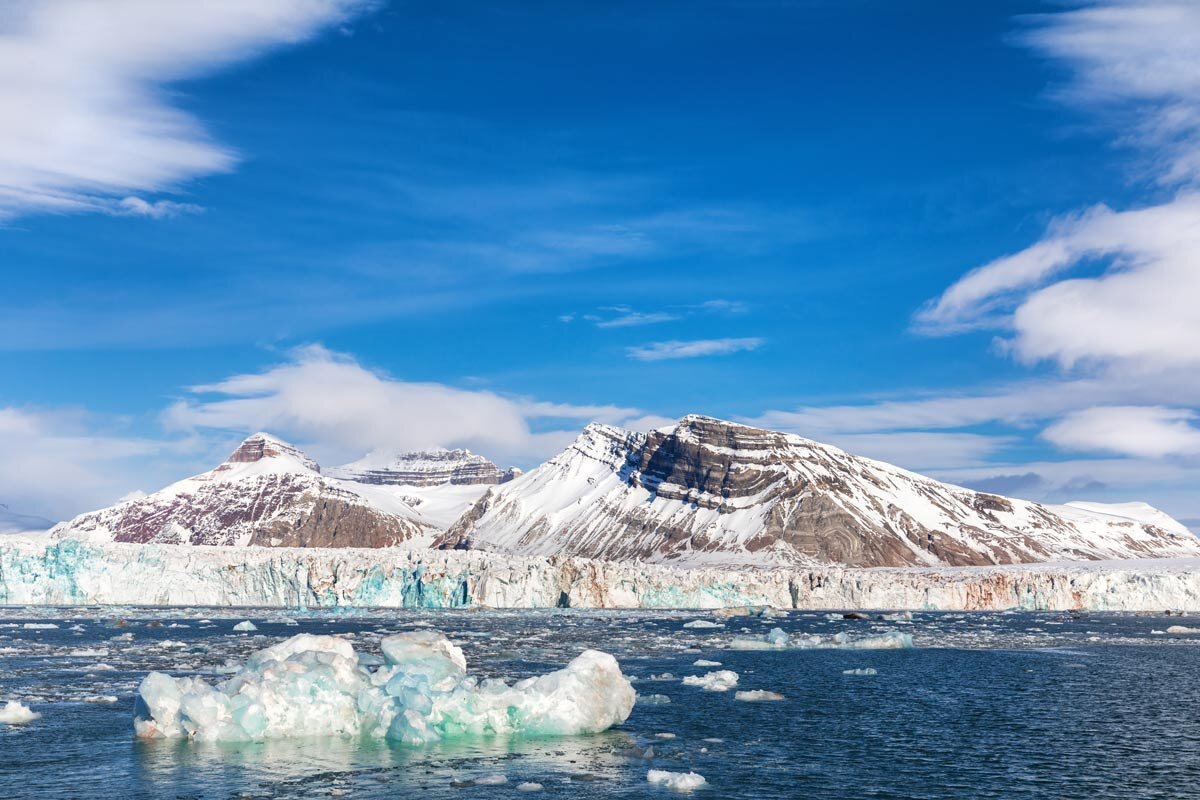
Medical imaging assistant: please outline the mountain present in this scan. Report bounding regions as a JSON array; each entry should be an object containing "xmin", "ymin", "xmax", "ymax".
[
  {"xmin": 440, "ymin": 415, "xmax": 1200, "ymax": 568},
  {"xmin": 50, "ymin": 434, "xmax": 438, "ymax": 547},
  {"xmin": 325, "ymin": 448, "xmax": 518, "ymax": 529},
  {"xmin": 0, "ymin": 505, "xmax": 53, "ymax": 534},
  {"xmin": 327, "ymin": 448, "xmax": 520, "ymax": 487}
]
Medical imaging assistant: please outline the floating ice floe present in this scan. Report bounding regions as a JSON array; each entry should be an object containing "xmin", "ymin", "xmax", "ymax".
[
  {"xmin": 842, "ymin": 668, "xmax": 878, "ymax": 676},
  {"xmin": 734, "ymin": 690, "xmax": 784, "ymax": 702},
  {"xmin": 0, "ymin": 700, "xmax": 39, "ymax": 724},
  {"xmin": 133, "ymin": 631, "xmax": 634, "ymax": 744},
  {"xmin": 682, "ymin": 670, "xmax": 738, "ymax": 692},
  {"xmin": 232, "ymin": 621, "xmax": 257, "ymax": 632},
  {"xmin": 647, "ymin": 769, "xmax": 707, "ymax": 792},
  {"xmin": 1166, "ymin": 625, "xmax": 1200, "ymax": 634},
  {"xmin": 23, "ymin": 623, "xmax": 57, "ymax": 630},
  {"xmin": 682, "ymin": 620, "xmax": 723, "ymax": 630},
  {"xmin": 729, "ymin": 627, "xmax": 913, "ymax": 651},
  {"xmin": 692, "ymin": 659, "xmax": 721, "ymax": 667},
  {"xmin": 516, "ymin": 782, "xmax": 543, "ymax": 792},
  {"xmin": 637, "ymin": 693, "xmax": 671, "ymax": 705}
]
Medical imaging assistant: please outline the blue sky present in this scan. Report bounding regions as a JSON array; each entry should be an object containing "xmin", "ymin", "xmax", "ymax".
[{"xmin": 3, "ymin": 0, "xmax": 1200, "ymax": 526}]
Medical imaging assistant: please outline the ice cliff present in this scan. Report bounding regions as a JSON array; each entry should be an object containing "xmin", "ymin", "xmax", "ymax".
[{"xmin": 6, "ymin": 534, "xmax": 1200, "ymax": 610}]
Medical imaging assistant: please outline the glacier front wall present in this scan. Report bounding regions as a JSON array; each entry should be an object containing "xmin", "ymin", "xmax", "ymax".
[{"xmin": 3, "ymin": 536, "xmax": 1200, "ymax": 611}]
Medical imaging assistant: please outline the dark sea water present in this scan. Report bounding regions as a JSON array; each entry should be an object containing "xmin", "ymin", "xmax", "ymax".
[{"xmin": 1, "ymin": 607, "xmax": 1198, "ymax": 799}]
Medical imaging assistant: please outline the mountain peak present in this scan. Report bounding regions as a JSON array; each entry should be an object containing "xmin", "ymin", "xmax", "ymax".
[
  {"xmin": 328, "ymin": 447, "xmax": 518, "ymax": 487},
  {"xmin": 224, "ymin": 433, "xmax": 320, "ymax": 473}
]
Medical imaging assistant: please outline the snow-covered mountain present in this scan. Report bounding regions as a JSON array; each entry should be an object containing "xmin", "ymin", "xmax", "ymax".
[
  {"xmin": 327, "ymin": 448, "xmax": 520, "ymax": 487},
  {"xmin": 0, "ymin": 505, "xmax": 53, "ymax": 534},
  {"xmin": 440, "ymin": 415, "xmax": 1200, "ymax": 568},
  {"xmin": 49, "ymin": 434, "xmax": 439, "ymax": 548}
]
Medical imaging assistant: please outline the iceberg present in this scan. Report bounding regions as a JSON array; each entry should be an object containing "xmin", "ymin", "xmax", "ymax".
[
  {"xmin": 232, "ymin": 621, "xmax": 257, "ymax": 632},
  {"xmin": 842, "ymin": 668, "xmax": 878, "ymax": 676},
  {"xmin": 734, "ymin": 690, "xmax": 784, "ymax": 702},
  {"xmin": 134, "ymin": 631, "xmax": 634, "ymax": 744},
  {"xmin": 729, "ymin": 627, "xmax": 913, "ymax": 650}
]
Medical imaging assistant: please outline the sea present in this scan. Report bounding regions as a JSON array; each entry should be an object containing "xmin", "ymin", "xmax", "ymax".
[{"xmin": 0, "ymin": 607, "xmax": 1198, "ymax": 799}]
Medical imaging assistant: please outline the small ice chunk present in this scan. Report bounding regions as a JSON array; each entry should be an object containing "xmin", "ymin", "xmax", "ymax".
[
  {"xmin": 0, "ymin": 701, "xmax": 39, "ymax": 724},
  {"xmin": 23, "ymin": 623, "xmax": 58, "ymax": 630},
  {"xmin": 647, "ymin": 770, "xmax": 707, "ymax": 792},
  {"xmin": 637, "ymin": 694, "xmax": 671, "ymax": 706},
  {"xmin": 654, "ymin": 732, "xmax": 676, "ymax": 739},
  {"xmin": 516, "ymin": 782, "xmax": 543, "ymax": 792},
  {"xmin": 692, "ymin": 659, "xmax": 721, "ymax": 667},
  {"xmin": 84, "ymin": 695, "xmax": 119, "ymax": 704},
  {"xmin": 1166, "ymin": 625, "xmax": 1200, "ymax": 634},
  {"xmin": 682, "ymin": 670, "xmax": 738, "ymax": 692},
  {"xmin": 731, "ymin": 627, "xmax": 912, "ymax": 651},
  {"xmin": 69, "ymin": 648, "xmax": 109, "ymax": 657},
  {"xmin": 475, "ymin": 774, "xmax": 507, "ymax": 785},
  {"xmin": 842, "ymin": 668, "xmax": 878, "ymax": 676},
  {"xmin": 232, "ymin": 621, "xmax": 257, "ymax": 632},
  {"xmin": 682, "ymin": 620, "xmax": 723, "ymax": 629},
  {"xmin": 734, "ymin": 690, "xmax": 784, "ymax": 702}
]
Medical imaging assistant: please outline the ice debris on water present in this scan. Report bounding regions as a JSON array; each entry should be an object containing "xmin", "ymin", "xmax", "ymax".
[
  {"xmin": 516, "ymin": 782, "xmax": 544, "ymax": 792},
  {"xmin": 730, "ymin": 627, "xmax": 913, "ymax": 650},
  {"xmin": 0, "ymin": 700, "xmax": 39, "ymax": 724},
  {"xmin": 692, "ymin": 659, "xmax": 721, "ymax": 667},
  {"xmin": 842, "ymin": 668, "xmax": 878, "ymax": 676},
  {"xmin": 637, "ymin": 693, "xmax": 671, "ymax": 705},
  {"xmin": 474, "ymin": 774, "xmax": 507, "ymax": 785},
  {"xmin": 682, "ymin": 670, "xmax": 738, "ymax": 692},
  {"xmin": 232, "ymin": 621, "xmax": 257, "ymax": 632},
  {"xmin": 734, "ymin": 690, "xmax": 784, "ymax": 702},
  {"xmin": 682, "ymin": 620, "xmax": 723, "ymax": 629},
  {"xmin": 647, "ymin": 769, "xmax": 707, "ymax": 792},
  {"xmin": 1166, "ymin": 625, "xmax": 1200, "ymax": 634},
  {"xmin": 133, "ymin": 631, "xmax": 635, "ymax": 744}
]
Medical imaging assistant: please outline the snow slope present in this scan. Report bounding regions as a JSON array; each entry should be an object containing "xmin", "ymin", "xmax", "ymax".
[{"xmin": 443, "ymin": 415, "xmax": 1200, "ymax": 568}]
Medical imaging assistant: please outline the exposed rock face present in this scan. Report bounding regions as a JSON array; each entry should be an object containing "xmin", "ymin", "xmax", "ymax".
[
  {"xmin": 49, "ymin": 434, "xmax": 435, "ymax": 548},
  {"xmin": 328, "ymin": 449, "xmax": 520, "ymax": 487},
  {"xmin": 441, "ymin": 415, "xmax": 1200, "ymax": 568}
]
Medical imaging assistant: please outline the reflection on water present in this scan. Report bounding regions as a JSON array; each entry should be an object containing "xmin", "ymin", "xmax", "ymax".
[{"xmin": 133, "ymin": 730, "xmax": 635, "ymax": 798}]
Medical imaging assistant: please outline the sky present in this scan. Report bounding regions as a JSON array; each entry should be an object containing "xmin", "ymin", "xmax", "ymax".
[{"xmin": 3, "ymin": 0, "xmax": 1200, "ymax": 528}]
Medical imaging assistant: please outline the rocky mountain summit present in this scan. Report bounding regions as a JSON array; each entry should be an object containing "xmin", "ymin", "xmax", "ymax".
[
  {"xmin": 327, "ymin": 449, "xmax": 519, "ymax": 487},
  {"xmin": 441, "ymin": 415, "xmax": 1200, "ymax": 567},
  {"xmin": 46, "ymin": 418, "xmax": 1199, "ymax": 567},
  {"xmin": 50, "ymin": 433, "xmax": 436, "ymax": 548}
]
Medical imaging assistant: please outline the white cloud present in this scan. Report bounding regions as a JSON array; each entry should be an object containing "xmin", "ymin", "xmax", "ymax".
[
  {"xmin": 115, "ymin": 196, "xmax": 202, "ymax": 219},
  {"xmin": 1043, "ymin": 406, "xmax": 1200, "ymax": 458},
  {"xmin": 917, "ymin": 195, "xmax": 1200, "ymax": 370},
  {"xmin": 627, "ymin": 337, "xmax": 764, "ymax": 361},
  {"xmin": 592, "ymin": 309, "xmax": 681, "ymax": 328},
  {"xmin": 0, "ymin": 0, "xmax": 371, "ymax": 218},
  {"xmin": 0, "ymin": 407, "xmax": 169, "ymax": 520},
  {"xmin": 163, "ymin": 344, "xmax": 659, "ymax": 467}
]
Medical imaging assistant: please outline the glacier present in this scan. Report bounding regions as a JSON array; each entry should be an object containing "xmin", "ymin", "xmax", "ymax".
[
  {"xmin": 6, "ymin": 534, "xmax": 1200, "ymax": 610},
  {"xmin": 134, "ymin": 630, "xmax": 634, "ymax": 743}
]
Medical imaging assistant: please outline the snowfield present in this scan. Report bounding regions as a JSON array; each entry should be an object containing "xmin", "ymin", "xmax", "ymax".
[{"xmin": 6, "ymin": 533, "xmax": 1200, "ymax": 610}]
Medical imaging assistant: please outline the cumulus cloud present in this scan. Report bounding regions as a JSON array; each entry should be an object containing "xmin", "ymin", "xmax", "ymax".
[
  {"xmin": 627, "ymin": 337, "xmax": 764, "ymax": 361},
  {"xmin": 0, "ymin": 0, "xmax": 371, "ymax": 218},
  {"xmin": 163, "ymin": 345, "xmax": 659, "ymax": 467}
]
